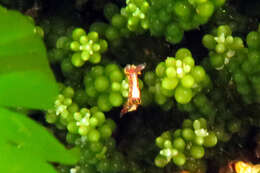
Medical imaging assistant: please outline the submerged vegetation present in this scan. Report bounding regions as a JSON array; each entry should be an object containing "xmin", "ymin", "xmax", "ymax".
[{"xmin": 0, "ymin": 0, "xmax": 259, "ymax": 173}]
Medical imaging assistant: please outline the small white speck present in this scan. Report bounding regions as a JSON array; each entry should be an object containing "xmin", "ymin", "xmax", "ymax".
[
  {"xmin": 176, "ymin": 60, "xmax": 182, "ymax": 67},
  {"xmin": 183, "ymin": 65, "xmax": 191, "ymax": 73},
  {"xmin": 56, "ymin": 105, "xmax": 67, "ymax": 115},
  {"xmin": 226, "ymin": 50, "xmax": 235, "ymax": 58},
  {"xmin": 224, "ymin": 57, "xmax": 230, "ymax": 65},
  {"xmin": 195, "ymin": 129, "xmax": 209, "ymax": 137},
  {"xmin": 215, "ymin": 33, "xmax": 225, "ymax": 43},
  {"xmin": 216, "ymin": 65, "xmax": 224, "ymax": 70},
  {"xmin": 177, "ymin": 67, "xmax": 183, "ymax": 74}
]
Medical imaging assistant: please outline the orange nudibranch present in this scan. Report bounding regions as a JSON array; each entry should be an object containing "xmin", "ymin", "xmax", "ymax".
[
  {"xmin": 180, "ymin": 171, "xmax": 190, "ymax": 173},
  {"xmin": 234, "ymin": 161, "xmax": 260, "ymax": 173},
  {"xmin": 120, "ymin": 63, "xmax": 146, "ymax": 117}
]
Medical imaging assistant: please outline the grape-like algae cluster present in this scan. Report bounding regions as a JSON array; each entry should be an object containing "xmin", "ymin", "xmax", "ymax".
[
  {"xmin": 2, "ymin": 0, "xmax": 260, "ymax": 173},
  {"xmin": 70, "ymin": 28, "xmax": 108, "ymax": 66},
  {"xmin": 155, "ymin": 118, "xmax": 217, "ymax": 168}
]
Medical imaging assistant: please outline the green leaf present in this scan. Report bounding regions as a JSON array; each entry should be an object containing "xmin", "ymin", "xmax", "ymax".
[
  {"xmin": 0, "ymin": 141, "xmax": 57, "ymax": 173},
  {"xmin": 0, "ymin": 5, "xmax": 58, "ymax": 110},
  {"xmin": 0, "ymin": 71, "xmax": 58, "ymax": 110},
  {"xmin": 0, "ymin": 6, "xmax": 79, "ymax": 172},
  {"xmin": 0, "ymin": 107, "xmax": 80, "ymax": 172}
]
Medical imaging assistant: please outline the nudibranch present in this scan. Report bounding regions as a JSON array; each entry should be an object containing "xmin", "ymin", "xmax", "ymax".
[
  {"xmin": 233, "ymin": 161, "xmax": 260, "ymax": 173},
  {"xmin": 120, "ymin": 63, "xmax": 146, "ymax": 117},
  {"xmin": 224, "ymin": 161, "xmax": 260, "ymax": 173}
]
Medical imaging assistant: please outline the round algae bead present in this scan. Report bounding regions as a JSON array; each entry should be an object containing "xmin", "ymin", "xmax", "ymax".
[
  {"xmin": 104, "ymin": 3, "xmax": 119, "ymax": 21},
  {"xmin": 81, "ymin": 51, "xmax": 90, "ymax": 61},
  {"xmin": 94, "ymin": 76, "xmax": 110, "ymax": 92},
  {"xmin": 105, "ymin": 26, "xmax": 120, "ymax": 41},
  {"xmin": 99, "ymin": 124, "xmax": 112, "ymax": 138},
  {"xmin": 89, "ymin": 117, "xmax": 99, "ymax": 127},
  {"xmin": 70, "ymin": 41, "xmax": 80, "ymax": 51},
  {"xmin": 90, "ymin": 141, "xmax": 103, "ymax": 153},
  {"xmin": 173, "ymin": 137, "xmax": 186, "ymax": 151},
  {"xmin": 210, "ymin": 53, "xmax": 224, "ymax": 68},
  {"xmin": 246, "ymin": 31, "xmax": 260, "ymax": 49},
  {"xmin": 155, "ymin": 155, "xmax": 168, "ymax": 168},
  {"xmin": 109, "ymin": 92, "xmax": 123, "ymax": 107},
  {"xmin": 166, "ymin": 67, "xmax": 177, "ymax": 78},
  {"xmin": 175, "ymin": 48, "xmax": 192, "ymax": 60},
  {"xmin": 173, "ymin": 153, "xmax": 186, "ymax": 166},
  {"xmin": 215, "ymin": 43, "xmax": 226, "ymax": 54},
  {"xmin": 191, "ymin": 66, "xmax": 206, "ymax": 82},
  {"xmin": 174, "ymin": 86, "xmax": 193, "ymax": 104},
  {"xmin": 72, "ymin": 28, "xmax": 86, "ymax": 41},
  {"xmin": 182, "ymin": 119, "xmax": 193, "ymax": 128},
  {"xmin": 204, "ymin": 132, "xmax": 218, "ymax": 147},
  {"xmin": 162, "ymin": 77, "xmax": 179, "ymax": 90},
  {"xmin": 182, "ymin": 128, "xmax": 195, "ymax": 141},
  {"xmin": 156, "ymin": 136, "xmax": 165, "ymax": 148},
  {"xmin": 88, "ymin": 129, "xmax": 101, "ymax": 142},
  {"xmin": 78, "ymin": 125, "xmax": 90, "ymax": 136},
  {"xmin": 91, "ymin": 66, "xmax": 104, "ymax": 76},
  {"xmin": 190, "ymin": 145, "xmax": 205, "ymax": 159},
  {"xmin": 217, "ymin": 25, "xmax": 232, "ymax": 36},
  {"xmin": 93, "ymin": 111, "xmax": 106, "ymax": 126},
  {"xmin": 89, "ymin": 53, "xmax": 101, "ymax": 64},
  {"xmin": 212, "ymin": 0, "xmax": 226, "ymax": 7},
  {"xmin": 181, "ymin": 75, "xmax": 195, "ymax": 88},
  {"xmin": 97, "ymin": 94, "xmax": 112, "ymax": 112},
  {"xmin": 72, "ymin": 53, "xmax": 84, "ymax": 67},
  {"xmin": 156, "ymin": 62, "xmax": 166, "ymax": 77},
  {"xmin": 88, "ymin": 31, "xmax": 99, "ymax": 42},
  {"xmin": 111, "ymin": 82, "xmax": 121, "ymax": 91},
  {"xmin": 109, "ymin": 70, "xmax": 124, "ymax": 82},
  {"xmin": 194, "ymin": 136, "xmax": 204, "ymax": 145},
  {"xmin": 173, "ymin": 1, "xmax": 191, "ymax": 19},
  {"xmin": 45, "ymin": 113, "xmax": 57, "ymax": 124},
  {"xmin": 202, "ymin": 34, "xmax": 216, "ymax": 49},
  {"xmin": 196, "ymin": 2, "xmax": 215, "ymax": 18},
  {"xmin": 67, "ymin": 122, "xmax": 78, "ymax": 133},
  {"xmin": 165, "ymin": 57, "xmax": 176, "ymax": 67},
  {"xmin": 166, "ymin": 24, "xmax": 184, "ymax": 44},
  {"xmin": 183, "ymin": 56, "xmax": 195, "ymax": 67},
  {"xmin": 63, "ymin": 87, "xmax": 74, "ymax": 98},
  {"xmin": 112, "ymin": 14, "xmax": 126, "ymax": 28},
  {"xmin": 106, "ymin": 120, "xmax": 116, "ymax": 133}
]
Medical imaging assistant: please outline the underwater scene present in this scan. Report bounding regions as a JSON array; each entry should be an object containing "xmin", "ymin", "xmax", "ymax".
[{"xmin": 0, "ymin": 0, "xmax": 260, "ymax": 172}]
